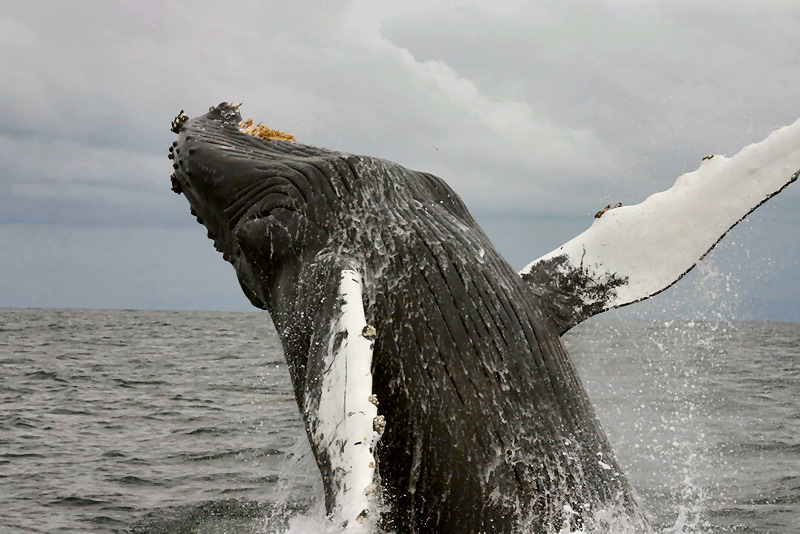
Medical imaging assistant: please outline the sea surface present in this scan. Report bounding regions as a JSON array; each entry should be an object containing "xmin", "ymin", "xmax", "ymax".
[{"xmin": 0, "ymin": 308, "xmax": 797, "ymax": 533}]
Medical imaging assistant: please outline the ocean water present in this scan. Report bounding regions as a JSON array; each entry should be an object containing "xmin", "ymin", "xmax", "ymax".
[{"xmin": 0, "ymin": 308, "xmax": 797, "ymax": 533}]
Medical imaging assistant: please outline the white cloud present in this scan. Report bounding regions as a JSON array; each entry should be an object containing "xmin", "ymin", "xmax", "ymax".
[
  {"xmin": 0, "ymin": 17, "xmax": 40, "ymax": 47},
  {"xmin": 341, "ymin": 4, "xmax": 610, "ymax": 168}
]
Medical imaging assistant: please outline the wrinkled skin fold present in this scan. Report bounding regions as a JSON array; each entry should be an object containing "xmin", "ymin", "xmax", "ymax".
[{"xmin": 170, "ymin": 104, "xmax": 648, "ymax": 532}]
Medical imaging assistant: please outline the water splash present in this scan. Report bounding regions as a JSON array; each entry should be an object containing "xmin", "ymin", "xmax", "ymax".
[{"xmin": 258, "ymin": 434, "xmax": 321, "ymax": 532}]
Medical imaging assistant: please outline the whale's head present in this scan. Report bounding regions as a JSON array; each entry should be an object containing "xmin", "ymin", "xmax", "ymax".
[
  {"xmin": 169, "ymin": 103, "xmax": 338, "ymax": 309},
  {"xmin": 170, "ymin": 103, "xmax": 477, "ymax": 313}
]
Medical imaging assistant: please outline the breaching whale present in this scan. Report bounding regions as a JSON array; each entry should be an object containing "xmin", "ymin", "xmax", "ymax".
[{"xmin": 168, "ymin": 103, "xmax": 799, "ymax": 533}]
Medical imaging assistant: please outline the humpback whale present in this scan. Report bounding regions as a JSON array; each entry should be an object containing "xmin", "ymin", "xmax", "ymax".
[{"xmin": 168, "ymin": 103, "xmax": 799, "ymax": 533}]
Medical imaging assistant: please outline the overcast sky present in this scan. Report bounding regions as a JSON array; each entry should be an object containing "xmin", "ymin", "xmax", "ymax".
[{"xmin": 1, "ymin": 1, "xmax": 799, "ymax": 320}]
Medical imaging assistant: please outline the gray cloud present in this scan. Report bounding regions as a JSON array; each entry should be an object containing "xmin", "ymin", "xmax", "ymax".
[{"xmin": 1, "ymin": 1, "xmax": 798, "ymax": 313}]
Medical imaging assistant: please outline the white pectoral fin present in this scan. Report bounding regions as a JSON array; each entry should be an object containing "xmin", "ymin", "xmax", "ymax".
[
  {"xmin": 314, "ymin": 269, "xmax": 380, "ymax": 531},
  {"xmin": 521, "ymin": 118, "xmax": 800, "ymax": 334}
]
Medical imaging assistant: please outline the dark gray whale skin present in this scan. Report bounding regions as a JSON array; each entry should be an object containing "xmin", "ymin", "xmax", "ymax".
[{"xmin": 169, "ymin": 104, "xmax": 647, "ymax": 533}]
